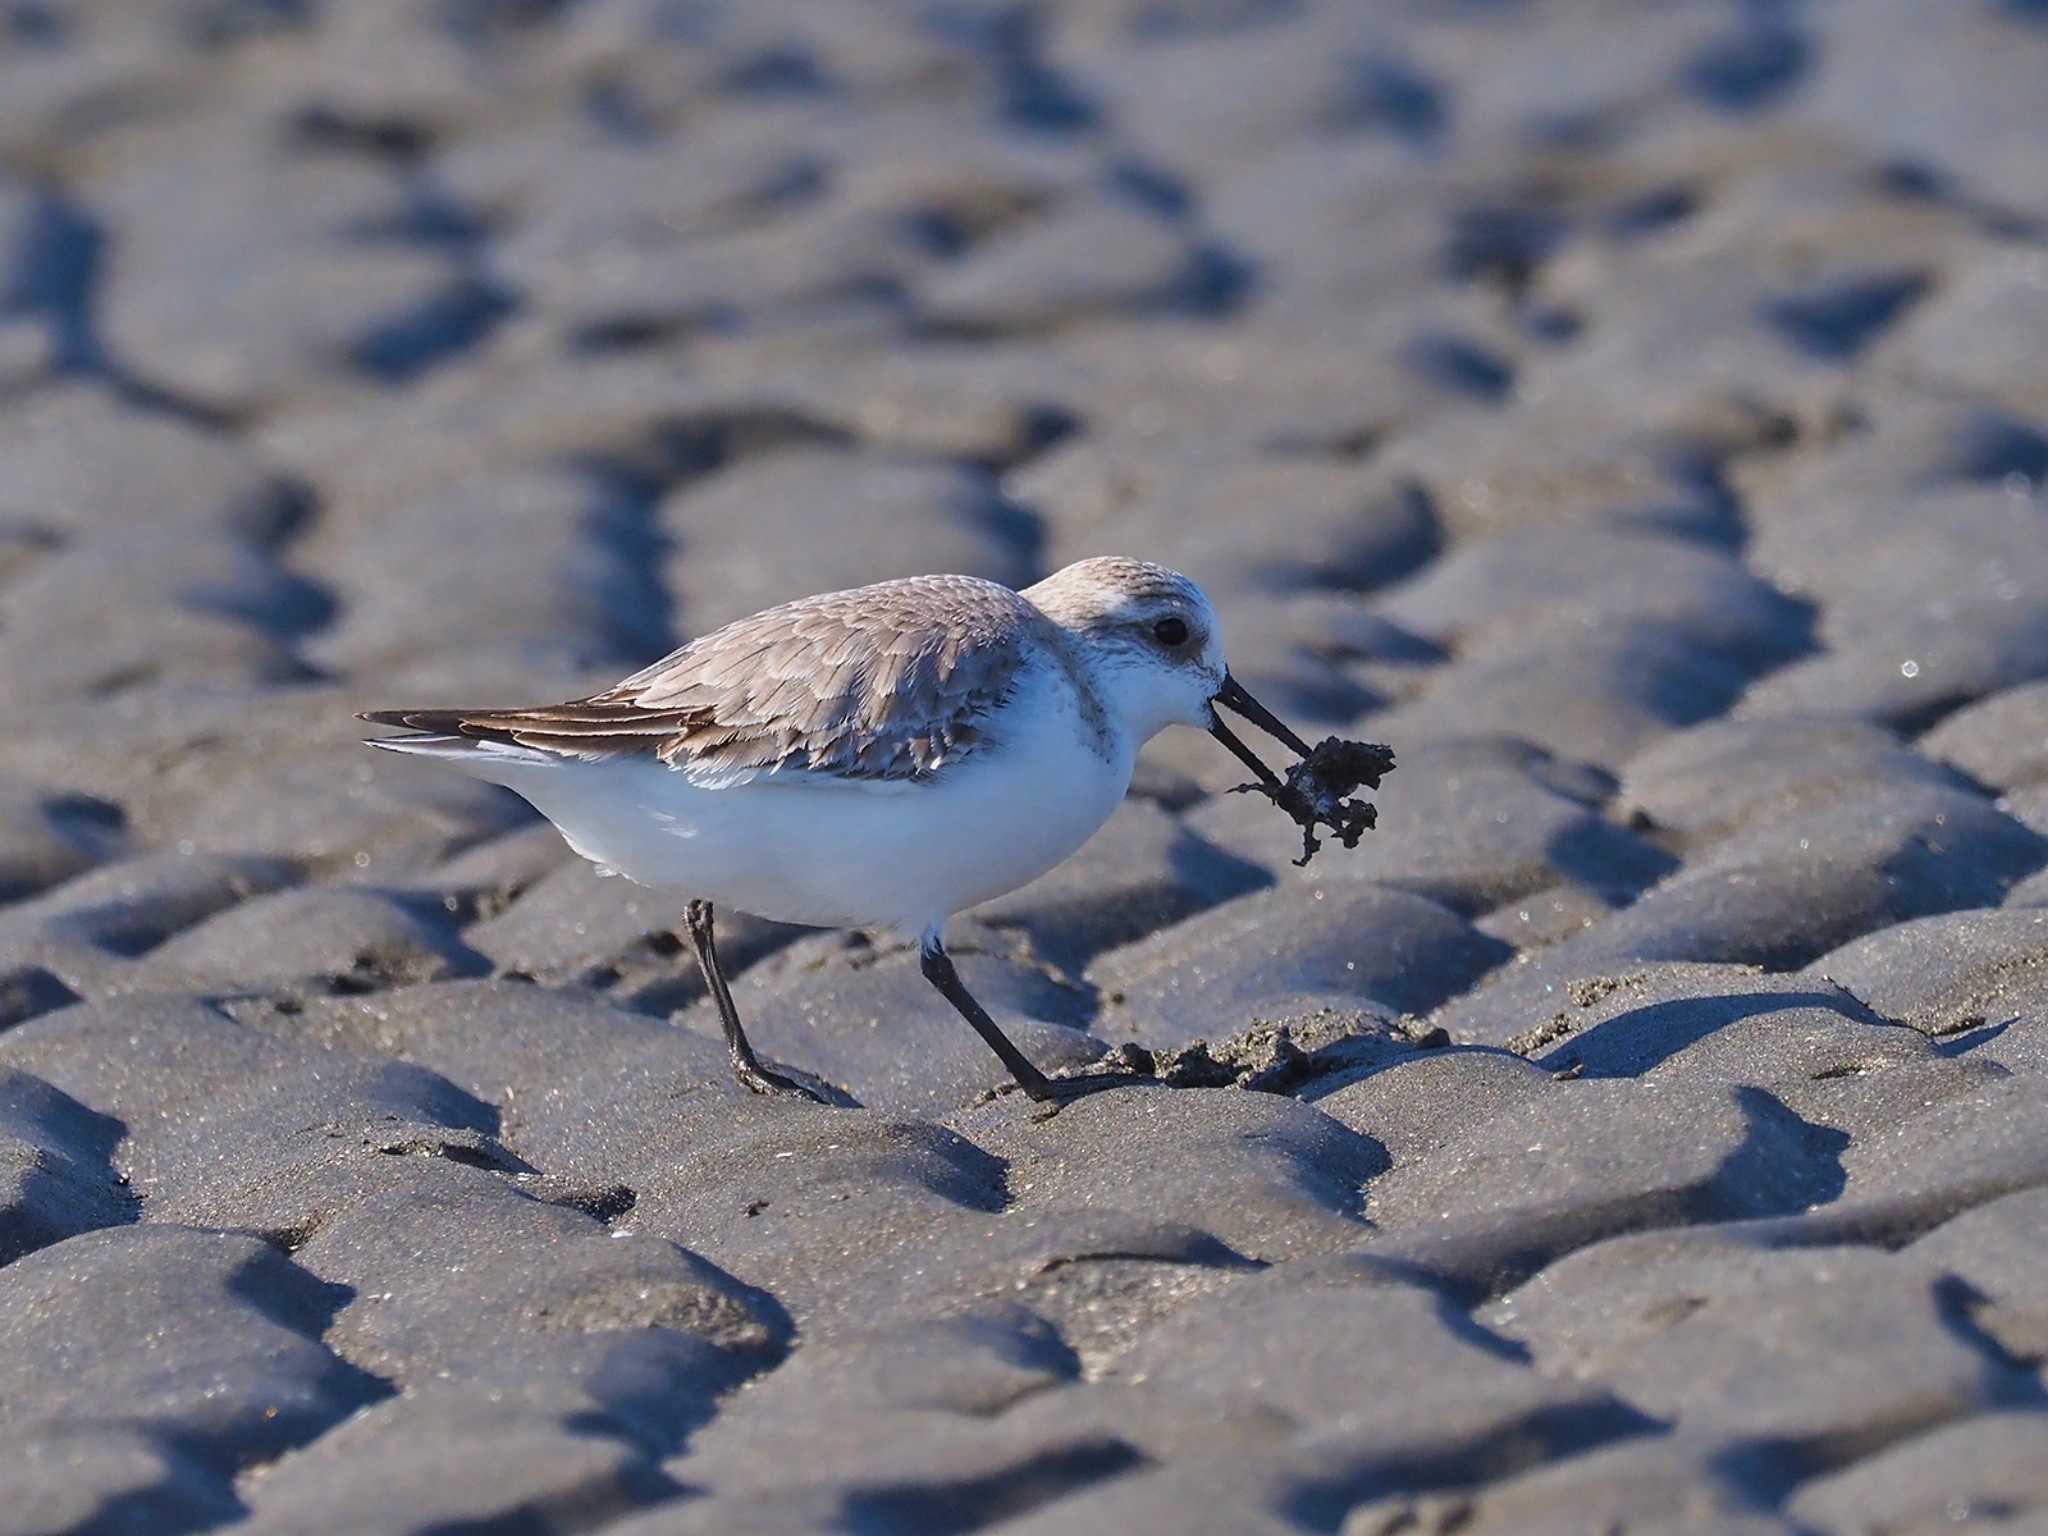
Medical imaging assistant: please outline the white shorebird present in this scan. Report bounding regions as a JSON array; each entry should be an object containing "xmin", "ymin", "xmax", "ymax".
[{"xmin": 361, "ymin": 556, "xmax": 1314, "ymax": 1104}]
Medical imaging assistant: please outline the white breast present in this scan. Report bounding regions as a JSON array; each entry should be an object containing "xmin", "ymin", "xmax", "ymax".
[{"xmin": 482, "ymin": 660, "xmax": 1133, "ymax": 936}]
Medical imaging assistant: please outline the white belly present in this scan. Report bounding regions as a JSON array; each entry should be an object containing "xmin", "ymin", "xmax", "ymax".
[{"xmin": 481, "ymin": 675, "xmax": 1132, "ymax": 936}]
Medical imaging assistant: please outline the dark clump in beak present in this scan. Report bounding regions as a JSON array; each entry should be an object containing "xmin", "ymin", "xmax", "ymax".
[{"xmin": 1209, "ymin": 673, "xmax": 1396, "ymax": 868}]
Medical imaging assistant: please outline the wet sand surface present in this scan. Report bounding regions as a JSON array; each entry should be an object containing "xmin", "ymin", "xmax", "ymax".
[{"xmin": 1, "ymin": 3, "xmax": 2046, "ymax": 1532}]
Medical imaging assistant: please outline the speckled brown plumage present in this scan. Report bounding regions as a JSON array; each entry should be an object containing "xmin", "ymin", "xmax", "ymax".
[{"xmin": 362, "ymin": 574, "xmax": 1061, "ymax": 782}]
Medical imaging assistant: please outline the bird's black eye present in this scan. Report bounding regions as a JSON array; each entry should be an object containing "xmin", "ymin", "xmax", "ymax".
[{"xmin": 1153, "ymin": 617, "xmax": 1190, "ymax": 647}]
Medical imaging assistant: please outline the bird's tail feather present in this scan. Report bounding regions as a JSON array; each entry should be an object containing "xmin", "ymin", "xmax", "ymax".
[{"xmin": 358, "ymin": 712, "xmax": 560, "ymax": 772}]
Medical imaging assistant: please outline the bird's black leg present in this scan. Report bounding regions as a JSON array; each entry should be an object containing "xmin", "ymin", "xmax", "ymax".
[
  {"xmin": 682, "ymin": 900, "xmax": 820, "ymax": 1101},
  {"xmin": 918, "ymin": 932, "xmax": 1139, "ymax": 1106}
]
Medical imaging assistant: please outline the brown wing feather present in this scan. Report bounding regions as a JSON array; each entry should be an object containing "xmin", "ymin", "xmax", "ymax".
[{"xmin": 362, "ymin": 575, "xmax": 1048, "ymax": 783}]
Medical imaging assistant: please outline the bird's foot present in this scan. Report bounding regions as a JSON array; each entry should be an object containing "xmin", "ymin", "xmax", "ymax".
[
  {"xmin": 1002, "ymin": 1068, "xmax": 1155, "ymax": 1118},
  {"xmin": 734, "ymin": 1060, "xmax": 829, "ymax": 1104}
]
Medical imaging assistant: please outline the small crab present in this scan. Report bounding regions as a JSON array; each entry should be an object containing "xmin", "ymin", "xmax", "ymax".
[{"xmin": 1206, "ymin": 677, "xmax": 1395, "ymax": 868}]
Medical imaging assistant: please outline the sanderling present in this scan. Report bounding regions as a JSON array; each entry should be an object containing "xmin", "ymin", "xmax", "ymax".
[{"xmin": 361, "ymin": 556, "xmax": 1339, "ymax": 1104}]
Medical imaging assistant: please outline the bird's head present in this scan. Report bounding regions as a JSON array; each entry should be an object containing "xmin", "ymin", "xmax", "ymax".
[{"xmin": 1024, "ymin": 554, "xmax": 1310, "ymax": 786}]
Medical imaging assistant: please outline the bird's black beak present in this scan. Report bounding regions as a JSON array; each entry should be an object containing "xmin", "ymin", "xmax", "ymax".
[{"xmin": 1208, "ymin": 672, "xmax": 1311, "ymax": 788}]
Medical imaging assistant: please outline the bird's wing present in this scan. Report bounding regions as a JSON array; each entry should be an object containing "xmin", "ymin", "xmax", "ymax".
[{"xmin": 360, "ymin": 575, "xmax": 1045, "ymax": 786}]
